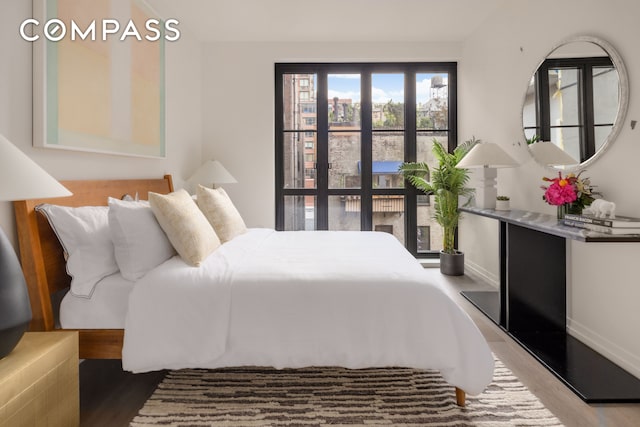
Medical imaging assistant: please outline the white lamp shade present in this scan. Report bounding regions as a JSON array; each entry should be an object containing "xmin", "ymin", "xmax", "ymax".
[
  {"xmin": 457, "ymin": 142, "xmax": 519, "ymax": 168},
  {"xmin": 189, "ymin": 160, "xmax": 237, "ymax": 187},
  {"xmin": 528, "ymin": 141, "xmax": 579, "ymax": 166},
  {"xmin": 0, "ymin": 134, "xmax": 72, "ymax": 201}
]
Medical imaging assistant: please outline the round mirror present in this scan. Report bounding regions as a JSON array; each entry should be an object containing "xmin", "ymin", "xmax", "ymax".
[{"xmin": 522, "ymin": 35, "xmax": 629, "ymax": 170}]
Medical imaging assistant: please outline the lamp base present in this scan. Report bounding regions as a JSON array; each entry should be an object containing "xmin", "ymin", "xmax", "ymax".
[
  {"xmin": 473, "ymin": 167, "xmax": 497, "ymax": 209},
  {"xmin": 0, "ymin": 227, "xmax": 32, "ymax": 359}
]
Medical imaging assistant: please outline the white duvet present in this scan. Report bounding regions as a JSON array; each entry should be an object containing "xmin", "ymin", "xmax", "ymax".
[{"xmin": 122, "ymin": 229, "xmax": 494, "ymax": 395}]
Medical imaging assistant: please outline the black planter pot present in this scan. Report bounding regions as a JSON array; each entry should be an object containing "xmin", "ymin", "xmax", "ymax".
[
  {"xmin": 440, "ymin": 250, "xmax": 464, "ymax": 276},
  {"xmin": 0, "ymin": 229, "xmax": 32, "ymax": 359}
]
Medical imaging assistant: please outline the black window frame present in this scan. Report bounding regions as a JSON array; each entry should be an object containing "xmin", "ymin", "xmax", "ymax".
[
  {"xmin": 275, "ymin": 62, "xmax": 457, "ymax": 258},
  {"xmin": 526, "ymin": 56, "xmax": 614, "ymax": 162}
]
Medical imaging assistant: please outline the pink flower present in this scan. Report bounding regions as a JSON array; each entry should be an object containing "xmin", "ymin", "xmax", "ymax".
[
  {"xmin": 541, "ymin": 170, "xmax": 598, "ymax": 209},
  {"xmin": 542, "ymin": 172, "xmax": 578, "ymax": 206}
]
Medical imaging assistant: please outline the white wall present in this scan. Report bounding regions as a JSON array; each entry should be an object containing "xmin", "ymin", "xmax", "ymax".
[
  {"xmin": 458, "ymin": 0, "xmax": 640, "ymax": 378},
  {"xmin": 202, "ymin": 41, "xmax": 462, "ymax": 228},
  {"xmin": 0, "ymin": 1, "xmax": 204, "ymax": 248},
  {"xmin": 0, "ymin": 2, "xmax": 32, "ymax": 249}
]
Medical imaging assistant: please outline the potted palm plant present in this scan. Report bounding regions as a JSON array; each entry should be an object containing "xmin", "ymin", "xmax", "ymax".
[{"xmin": 400, "ymin": 138, "xmax": 475, "ymax": 276}]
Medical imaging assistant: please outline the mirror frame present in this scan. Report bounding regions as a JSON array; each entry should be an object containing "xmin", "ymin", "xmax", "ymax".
[{"xmin": 523, "ymin": 35, "xmax": 629, "ymax": 171}]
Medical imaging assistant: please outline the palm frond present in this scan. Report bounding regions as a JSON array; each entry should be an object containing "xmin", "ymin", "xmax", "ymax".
[
  {"xmin": 398, "ymin": 162, "xmax": 430, "ymax": 179},
  {"xmin": 454, "ymin": 136, "xmax": 481, "ymax": 161},
  {"xmin": 399, "ymin": 162, "xmax": 433, "ymax": 194},
  {"xmin": 405, "ymin": 174, "xmax": 434, "ymax": 194}
]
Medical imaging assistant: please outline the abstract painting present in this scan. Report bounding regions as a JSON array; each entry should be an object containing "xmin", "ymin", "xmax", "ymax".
[{"xmin": 33, "ymin": 0, "xmax": 166, "ymax": 157}]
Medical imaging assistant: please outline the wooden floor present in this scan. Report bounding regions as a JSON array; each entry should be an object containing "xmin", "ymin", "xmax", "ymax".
[
  {"xmin": 436, "ymin": 269, "xmax": 640, "ymax": 427},
  {"xmin": 80, "ymin": 360, "xmax": 165, "ymax": 426},
  {"xmin": 79, "ymin": 269, "xmax": 640, "ymax": 427}
]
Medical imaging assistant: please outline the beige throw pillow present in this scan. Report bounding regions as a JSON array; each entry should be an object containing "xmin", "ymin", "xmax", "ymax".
[
  {"xmin": 196, "ymin": 185, "xmax": 247, "ymax": 243},
  {"xmin": 148, "ymin": 189, "xmax": 221, "ymax": 266}
]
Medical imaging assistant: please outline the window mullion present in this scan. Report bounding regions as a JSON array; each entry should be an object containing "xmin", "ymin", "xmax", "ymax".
[
  {"xmin": 316, "ymin": 71, "xmax": 329, "ymax": 230},
  {"xmin": 405, "ymin": 69, "xmax": 417, "ymax": 254},
  {"xmin": 448, "ymin": 64, "xmax": 458, "ymax": 153},
  {"xmin": 274, "ymin": 65, "xmax": 285, "ymax": 229},
  {"xmin": 361, "ymin": 70, "xmax": 373, "ymax": 232},
  {"xmin": 405, "ymin": 69, "xmax": 417, "ymax": 162},
  {"xmin": 583, "ymin": 64, "xmax": 596, "ymax": 159}
]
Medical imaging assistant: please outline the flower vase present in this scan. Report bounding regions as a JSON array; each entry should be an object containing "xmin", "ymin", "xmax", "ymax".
[
  {"xmin": 567, "ymin": 203, "xmax": 582, "ymax": 215},
  {"xmin": 557, "ymin": 204, "xmax": 568, "ymax": 220},
  {"xmin": 557, "ymin": 203, "xmax": 582, "ymax": 219}
]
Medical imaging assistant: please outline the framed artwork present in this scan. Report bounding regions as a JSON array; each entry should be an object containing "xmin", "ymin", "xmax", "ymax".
[{"xmin": 32, "ymin": 0, "xmax": 166, "ymax": 158}]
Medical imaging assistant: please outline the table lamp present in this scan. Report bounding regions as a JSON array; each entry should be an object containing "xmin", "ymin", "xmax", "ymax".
[
  {"xmin": 0, "ymin": 134, "xmax": 72, "ymax": 358},
  {"xmin": 528, "ymin": 141, "xmax": 579, "ymax": 166},
  {"xmin": 188, "ymin": 160, "xmax": 237, "ymax": 189},
  {"xmin": 457, "ymin": 142, "xmax": 518, "ymax": 209}
]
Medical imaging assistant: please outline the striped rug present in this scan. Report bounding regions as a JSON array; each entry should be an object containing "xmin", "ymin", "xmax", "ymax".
[{"xmin": 130, "ymin": 359, "xmax": 564, "ymax": 426}]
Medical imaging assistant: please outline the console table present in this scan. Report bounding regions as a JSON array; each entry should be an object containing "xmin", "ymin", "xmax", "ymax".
[{"xmin": 460, "ymin": 207, "xmax": 640, "ymax": 403}]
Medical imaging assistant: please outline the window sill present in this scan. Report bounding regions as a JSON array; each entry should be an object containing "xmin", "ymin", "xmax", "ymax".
[{"xmin": 419, "ymin": 258, "xmax": 440, "ymax": 268}]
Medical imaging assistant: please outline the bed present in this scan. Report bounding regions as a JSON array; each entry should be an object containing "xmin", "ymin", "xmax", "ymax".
[{"xmin": 14, "ymin": 176, "xmax": 494, "ymax": 406}]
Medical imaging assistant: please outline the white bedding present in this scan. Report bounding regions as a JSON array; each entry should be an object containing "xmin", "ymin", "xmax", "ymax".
[
  {"xmin": 122, "ymin": 229, "xmax": 494, "ymax": 395},
  {"xmin": 60, "ymin": 272, "xmax": 134, "ymax": 329}
]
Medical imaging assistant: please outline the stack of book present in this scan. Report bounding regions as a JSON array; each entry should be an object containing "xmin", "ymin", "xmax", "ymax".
[{"xmin": 563, "ymin": 213, "xmax": 640, "ymax": 235}]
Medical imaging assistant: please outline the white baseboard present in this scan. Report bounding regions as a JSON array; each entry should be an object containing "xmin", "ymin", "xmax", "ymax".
[
  {"xmin": 465, "ymin": 260, "xmax": 499, "ymax": 289},
  {"xmin": 568, "ymin": 318, "xmax": 640, "ymax": 380}
]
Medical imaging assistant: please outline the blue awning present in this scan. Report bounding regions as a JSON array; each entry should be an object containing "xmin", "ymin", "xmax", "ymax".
[{"xmin": 357, "ymin": 161, "xmax": 402, "ymax": 174}]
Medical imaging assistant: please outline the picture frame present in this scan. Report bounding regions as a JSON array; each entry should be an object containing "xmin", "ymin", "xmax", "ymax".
[{"xmin": 32, "ymin": 0, "xmax": 166, "ymax": 158}]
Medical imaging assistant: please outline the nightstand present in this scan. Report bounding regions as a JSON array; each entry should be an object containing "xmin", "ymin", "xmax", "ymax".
[{"xmin": 0, "ymin": 331, "xmax": 79, "ymax": 427}]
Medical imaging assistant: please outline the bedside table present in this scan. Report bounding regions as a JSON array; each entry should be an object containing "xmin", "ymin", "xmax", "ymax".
[{"xmin": 0, "ymin": 331, "xmax": 79, "ymax": 427}]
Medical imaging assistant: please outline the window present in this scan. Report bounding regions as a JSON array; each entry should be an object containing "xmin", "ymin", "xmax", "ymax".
[
  {"xmin": 523, "ymin": 56, "xmax": 616, "ymax": 162},
  {"xmin": 302, "ymin": 104, "xmax": 316, "ymax": 114},
  {"xmin": 305, "ymin": 168, "xmax": 317, "ymax": 179},
  {"xmin": 276, "ymin": 63, "xmax": 457, "ymax": 257},
  {"xmin": 299, "ymin": 78, "xmax": 309, "ymax": 87},
  {"xmin": 299, "ymin": 91, "xmax": 310, "ymax": 100},
  {"xmin": 417, "ymin": 226, "xmax": 431, "ymax": 252},
  {"xmin": 375, "ymin": 224, "xmax": 393, "ymax": 234}
]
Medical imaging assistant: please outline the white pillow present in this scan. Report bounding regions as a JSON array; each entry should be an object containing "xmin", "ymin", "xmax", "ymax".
[
  {"xmin": 148, "ymin": 189, "xmax": 221, "ymax": 266},
  {"xmin": 36, "ymin": 204, "xmax": 118, "ymax": 298},
  {"xmin": 196, "ymin": 185, "xmax": 247, "ymax": 243},
  {"xmin": 108, "ymin": 197, "xmax": 176, "ymax": 281}
]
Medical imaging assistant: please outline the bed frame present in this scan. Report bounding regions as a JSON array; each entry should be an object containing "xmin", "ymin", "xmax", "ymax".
[
  {"xmin": 13, "ymin": 174, "xmax": 468, "ymax": 406},
  {"xmin": 14, "ymin": 175, "xmax": 174, "ymax": 360}
]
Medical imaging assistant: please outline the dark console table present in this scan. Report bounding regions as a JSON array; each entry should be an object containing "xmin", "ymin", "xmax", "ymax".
[{"xmin": 460, "ymin": 207, "xmax": 640, "ymax": 403}]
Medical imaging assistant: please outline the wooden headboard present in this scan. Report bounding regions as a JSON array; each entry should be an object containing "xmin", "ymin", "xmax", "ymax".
[{"xmin": 13, "ymin": 175, "xmax": 174, "ymax": 333}]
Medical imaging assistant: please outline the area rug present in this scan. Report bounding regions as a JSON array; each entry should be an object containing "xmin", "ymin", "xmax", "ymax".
[{"xmin": 130, "ymin": 358, "xmax": 564, "ymax": 426}]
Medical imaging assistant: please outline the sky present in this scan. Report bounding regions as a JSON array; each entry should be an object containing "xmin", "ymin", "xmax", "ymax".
[{"xmin": 326, "ymin": 73, "xmax": 448, "ymax": 104}]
